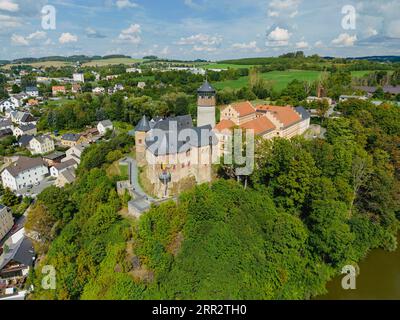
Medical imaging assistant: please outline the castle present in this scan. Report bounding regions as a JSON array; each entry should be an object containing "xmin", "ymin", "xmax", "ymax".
[
  {"xmin": 135, "ymin": 80, "xmax": 311, "ymax": 198},
  {"xmin": 135, "ymin": 81, "xmax": 217, "ymax": 198}
]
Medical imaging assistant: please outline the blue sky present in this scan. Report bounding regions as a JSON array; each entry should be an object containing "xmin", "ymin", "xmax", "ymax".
[{"xmin": 1, "ymin": 0, "xmax": 400, "ymax": 60}]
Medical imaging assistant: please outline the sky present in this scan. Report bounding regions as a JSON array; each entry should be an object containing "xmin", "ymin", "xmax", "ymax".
[{"xmin": 0, "ymin": 0, "xmax": 400, "ymax": 60}]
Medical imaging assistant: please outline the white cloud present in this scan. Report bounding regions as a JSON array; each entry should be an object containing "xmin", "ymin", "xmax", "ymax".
[
  {"xmin": 117, "ymin": 24, "xmax": 141, "ymax": 44},
  {"xmin": 59, "ymin": 32, "xmax": 78, "ymax": 44},
  {"xmin": 11, "ymin": 34, "xmax": 28, "ymax": 46},
  {"xmin": 27, "ymin": 31, "xmax": 46, "ymax": 40},
  {"xmin": 115, "ymin": 0, "xmax": 138, "ymax": 9},
  {"xmin": 0, "ymin": 0, "xmax": 19, "ymax": 12},
  {"xmin": 177, "ymin": 33, "xmax": 222, "ymax": 46},
  {"xmin": 0, "ymin": 14, "xmax": 21, "ymax": 28},
  {"xmin": 160, "ymin": 46, "xmax": 170, "ymax": 56},
  {"xmin": 365, "ymin": 27, "xmax": 378, "ymax": 38},
  {"xmin": 332, "ymin": 33, "xmax": 357, "ymax": 47},
  {"xmin": 314, "ymin": 40, "xmax": 324, "ymax": 48},
  {"xmin": 266, "ymin": 27, "xmax": 291, "ymax": 46},
  {"xmin": 193, "ymin": 45, "xmax": 217, "ymax": 52},
  {"xmin": 11, "ymin": 31, "xmax": 47, "ymax": 46},
  {"xmin": 295, "ymin": 41, "xmax": 309, "ymax": 49},
  {"xmin": 232, "ymin": 41, "xmax": 259, "ymax": 50},
  {"xmin": 267, "ymin": 0, "xmax": 301, "ymax": 18}
]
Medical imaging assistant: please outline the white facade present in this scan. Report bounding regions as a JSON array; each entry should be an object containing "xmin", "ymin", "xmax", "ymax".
[
  {"xmin": 29, "ymin": 136, "xmax": 55, "ymax": 155},
  {"xmin": 0, "ymin": 205, "xmax": 13, "ymax": 241},
  {"xmin": 97, "ymin": 121, "xmax": 114, "ymax": 135},
  {"xmin": 92, "ymin": 87, "xmax": 105, "ymax": 94},
  {"xmin": 1, "ymin": 162, "xmax": 48, "ymax": 191},
  {"xmin": 126, "ymin": 68, "xmax": 142, "ymax": 74},
  {"xmin": 73, "ymin": 73, "xmax": 85, "ymax": 83},
  {"xmin": 25, "ymin": 88, "xmax": 39, "ymax": 97},
  {"xmin": 0, "ymin": 100, "xmax": 16, "ymax": 113}
]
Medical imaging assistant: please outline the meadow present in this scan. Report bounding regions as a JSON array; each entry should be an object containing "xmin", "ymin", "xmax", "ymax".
[{"xmin": 213, "ymin": 69, "xmax": 373, "ymax": 92}]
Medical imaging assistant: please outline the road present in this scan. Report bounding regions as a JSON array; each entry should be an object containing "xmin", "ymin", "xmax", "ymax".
[
  {"xmin": 123, "ymin": 157, "xmax": 155, "ymax": 202},
  {"xmin": 16, "ymin": 177, "xmax": 55, "ymax": 198}
]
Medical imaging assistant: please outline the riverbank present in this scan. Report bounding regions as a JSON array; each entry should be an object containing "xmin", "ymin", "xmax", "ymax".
[{"xmin": 317, "ymin": 236, "xmax": 400, "ymax": 300}]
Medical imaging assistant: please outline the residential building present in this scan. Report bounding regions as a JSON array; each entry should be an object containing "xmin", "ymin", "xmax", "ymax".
[
  {"xmin": 0, "ymin": 205, "xmax": 13, "ymax": 242},
  {"xmin": 137, "ymin": 82, "xmax": 146, "ymax": 89},
  {"xmin": 215, "ymin": 103, "xmax": 311, "ymax": 156},
  {"xmin": 1, "ymin": 157, "xmax": 49, "ymax": 191},
  {"xmin": 72, "ymin": 73, "xmax": 84, "ymax": 83},
  {"xmin": 65, "ymin": 143, "xmax": 89, "ymax": 164},
  {"xmin": 92, "ymin": 87, "xmax": 105, "ymax": 94},
  {"xmin": 25, "ymin": 86, "xmax": 39, "ymax": 97},
  {"xmin": 0, "ymin": 99, "xmax": 16, "ymax": 113},
  {"xmin": 306, "ymin": 96, "xmax": 333, "ymax": 105},
  {"xmin": 0, "ymin": 119, "xmax": 13, "ymax": 131},
  {"xmin": 28, "ymin": 135, "xmax": 55, "ymax": 155},
  {"xmin": 126, "ymin": 67, "xmax": 142, "ymax": 74},
  {"xmin": 50, "ymin": 159, "xmax": 77, "ymax": 178},
  {"xmin": 10, "ymin": 112, "xmax": 36, "ymax": 126},
  {"xmin": 55, "ymin": 168, "xmax": 76, "ymax": 188},
  {"xmin": 220, "ymin": 101, "xmax": 257, "ymax": 126},
  {"xmin": 61, "ymin": 133, "xmax": 81, "ymax": 147},
  {"xmin": 10, "ymin": 93, "xmax": 28, "ymax": 108},
  {"xmin": 71, "ymin": 84, "xmax": 81, "ymax": 93},
  {"xmin": 13, "ymin": 124, "xmax": 37, "ymax": 138},
  {"xmin": 42, "ymin": 151, "xmax": 66, "ymax": 167},
  {"xmin": 52, "ymin": 86, "xmax": 66, "ymax": 96},
  {"xmin": 0, "ymin": 228, "xmax": 35, "ymax": 298},
  {"xmin": 97, "ymin": 120, "xmax": 113, "ymax": 135},
  {"xmin": 17, "ymin": 135, "xmax": 34, "ymax": 148},
  {"xmin": 339, "ymin": 95, "xmax": 368, "ymax": 103}
]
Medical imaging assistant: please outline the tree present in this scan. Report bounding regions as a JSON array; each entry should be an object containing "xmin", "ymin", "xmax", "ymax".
[{"xmin": 2, "ymin": 188, "xmax": 19, "ymax": 207}]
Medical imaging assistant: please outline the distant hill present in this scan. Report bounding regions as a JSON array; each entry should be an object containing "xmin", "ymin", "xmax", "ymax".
[
  {"xmin": 347, "ymin": 56, "xmax": 400, "ymax": 62},
  {"xmin": 3, "ymin": 55, "xmax": 132, "ymax": 66}
]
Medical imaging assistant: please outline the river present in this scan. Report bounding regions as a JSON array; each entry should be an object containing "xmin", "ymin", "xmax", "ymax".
[{"xmin": 317, "ymin": 237, "xmax": 400, "ymax": 300}]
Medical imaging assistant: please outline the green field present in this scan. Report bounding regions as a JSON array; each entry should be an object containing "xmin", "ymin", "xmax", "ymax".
[
  {"xmin": 83, "ymin": 58, "xmax": 143, "ymax": 67},
  {"xmin": 202, "ymin": 63, "xmax": 255, "ymax": 70},
  {"xmin": 214, "ymin": 70, "xmax": 374, "ymax": 92}
]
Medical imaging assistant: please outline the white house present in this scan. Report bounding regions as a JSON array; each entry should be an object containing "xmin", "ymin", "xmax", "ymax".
[
  {"xmin": 10, "ymin": 111, "xmax": 36, "ymax": 126},
  {"xmin": 339, "ymin": 95, "xmax": 368, "ymax": 103},
  {"xmin": 0, "ymin": 204, "xmax": 13, "ymax": 242},
  {"xmin": 13, "ymin": 124, "xmax": 37, "ymax": 138},
  {"xmin": 73, "ymin": 73, "xmax": 85, "ymax": 83},
  {"xmin": 10, "ymin": 93, "xmax": 28, "ymax": 108},
  {"xmin": 97, "ymin": 120, "xmax": 113, "ymax": 135},
  {"xmin": 1, "ymin": 157, "xmax": 49, "ymax": 191},
  {"xmin": 50, "ymin": 159, "xmax": 77, "ymax": 178},
  {"xmin": 65, "ymin": 143, "xmax": 89, "ymax": 164},
  {"xmin": 29, "ymin": 135, "xmax": 55, "ymax": 155},
  {"xmin": 92, "ymin": 87, "xmax": 105, "ymax": 94},
  {"xmin": 25, "ymin": 86, "xmax": 39, "ymax": 97},
  {"xmin": 0, "ymin": 99, "xmax": 16, "ymax": 113},
  {"xmin": 126, "ymin": 68, "xmax": 142, "ymax": 74}
]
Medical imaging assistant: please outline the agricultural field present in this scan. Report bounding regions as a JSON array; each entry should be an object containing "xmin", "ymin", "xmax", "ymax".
[
  {"xmin": 83, "ymin": 57, "xmax": 143, "ymax": 67},
  {"xmin": 214, "ymin": 69, "xmax": 374, "ymax": 92},
  {"xmin": 201, "ymin": 63, "xmax": 255, "ymax": 70},
  {"xmin": 1, "ymin": 60, "xmax": 72, "ymax": 69}
]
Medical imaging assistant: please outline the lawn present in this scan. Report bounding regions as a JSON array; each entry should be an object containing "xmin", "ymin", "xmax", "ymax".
[{"xmin": 1, "ymin": 61, "xmax": 72, "ymax": 69}]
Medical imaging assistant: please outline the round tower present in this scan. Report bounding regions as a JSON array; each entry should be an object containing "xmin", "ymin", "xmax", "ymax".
[{"xmin": 135, "ymin": 115, "xmax": 151, "ymax": 166}]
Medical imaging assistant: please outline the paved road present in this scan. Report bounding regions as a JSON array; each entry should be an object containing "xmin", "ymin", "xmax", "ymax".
[
  {"xmin": 123, "ymin": 157, "xmax": 155, "ymax": 202},
  {"xmin": 16, "ymin": 177, "xmax": 55, "ymax": 198}
]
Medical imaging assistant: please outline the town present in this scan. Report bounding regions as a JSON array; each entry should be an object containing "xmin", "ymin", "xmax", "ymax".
[{"xmin": 0, "ymin": 0, "xmax": 399, "ymax": 303}]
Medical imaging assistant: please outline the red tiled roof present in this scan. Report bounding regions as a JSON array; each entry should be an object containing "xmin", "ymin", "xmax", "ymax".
[
  {"xmin": 214, "ymin": 119, "xmax": 235, "ymax": 132},
  {"xmin": 231, "ymin": 101, "xmax": 256, "ymax": 117},
  {"xmin": 256, "ymin": 105, "xmax": 301, "ymax": 127},
  {"xmin": 240, "ymin": 116, "xmax": 276, "ymax": 135}
]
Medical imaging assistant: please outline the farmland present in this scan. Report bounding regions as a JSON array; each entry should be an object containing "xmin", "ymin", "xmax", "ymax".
[
  {"xmin": 82, "ymin": 57, "xmax": 143, "ymax": 67},
  {"xmin": 213, "ymin": 69, "xmax": 373, "ymax": 92}
]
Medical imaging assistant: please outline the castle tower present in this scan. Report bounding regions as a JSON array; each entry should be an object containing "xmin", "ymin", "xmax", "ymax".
[
  {"xmin": 135, "ymin": 115, "xmax": 151, "ymax": 166},
  {"xmin": 197, "ymin": 80, "xmax": 216, "ymax": 128}
]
